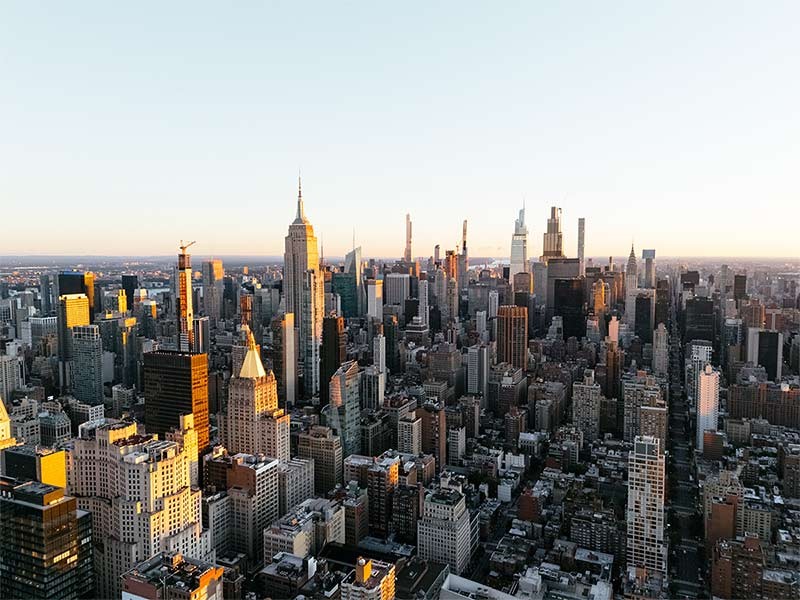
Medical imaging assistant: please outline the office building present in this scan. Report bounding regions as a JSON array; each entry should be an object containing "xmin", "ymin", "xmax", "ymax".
[
  {"xmin": 321, "ymin": 316, "xmax": 346, "ymax": 406},
  {"xmin": 297, "ymin": 425, "xmax": 343, "ymax": 495},
  {"xmin": 277, "ymin": 457, "xmax": 315, "ymax": 517},
  {"xmin": 57, "ymin": 293, "xmax": 90, "ymax": 392},
  {"xmin": 0, "ymin": 353, "xmax": 22, "ymax": 404},
  {"xmin": 284, "ymin": 179, "xmax": 324, "ymax": 399},
  {"xmin": 553, "ymin": 277, "xmax": 585, "ymax": 340},
  {"xmin": 385, "ymin": 273, "xmax": 411, "ymax": 314},
  {"xmin": 627, "ymin": 436, "xmax": 667, "ymax": 578},
  {"xmin": 509, "ymin": 206, "xmax": 528, "ymax": 282},
  {"xmin": 345, "ymin": 246, "xmax": 364, "ymax": 316},
  {"xmin": 653, "ymin": 323, "xmax": 668, "ymax": 377},
  {"xmin": 71, "ymin": 324, "xmax": 104, "ymax": 405},
  {"xmin": 69, "ymin": 420, "xmax": 211, "ymax": 598},
  {"xmin": 327, "ymin": 360, "xmax": 362, "ymax": 457},
  {"xmin": 366, "ymin": 279, "xmax": 383, "ymax": 320},
  {"xmin": 417, "ymin": 486, "xmax": 472, "ymax": 575},
  {"xmin": 0, "ymin": 480, "xmax": 94, "ymax": 600},
  {"xmin": 497, "ymin": 305, "xmax": 527, "ymax": 370},
  {"xmin": 175, "ymin": 242, "xmax": 195, "ymax": 352},
  {"xmin": 263, "ymin": 497, "xmax": 344, "ymax": 562},
  {"xmin": 201, "ymin": 259, "xmax": 224, "ymax": 325},
  {"xmin": 221, "ymin": 330, "xmax": 289, "ymax": 461},
  {"xmin": 270, "ymin": 312, "xmax": 297, "ymax": 407},
  {"xmin": 541, "ymin": 206, "xmax": 564, "ymax": 262},
  {"xmin": 143, "ymin": 350, "xmax": 210, "ymax": 451},
  {"xmin": 697, "ymin": 364, "xmax": 720, "ymax": 453}
]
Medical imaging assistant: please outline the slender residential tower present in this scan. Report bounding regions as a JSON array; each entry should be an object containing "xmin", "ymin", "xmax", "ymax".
[
  {"xmin": 404, "ymin": 213, "xmax": 413, "ymax": 262},
  {"xmin": 176, "ymin": 241, "xmax": 195, "ymax": 352},
  {"xmin": 284, "ymin": 178, "xmax": 324, "ymax": 398},
  {"xmin": 509, "ymin": 206, "xmax": 528, "ymax": 284},
  {"xmin": 577, "ymin": 217, "xmax": 585, "ymax": 276}
]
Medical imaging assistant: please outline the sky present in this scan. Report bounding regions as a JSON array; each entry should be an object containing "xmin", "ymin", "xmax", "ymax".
[{"xmin": 1, "ymin": 2, "xmax": 799, "ymax": 259}]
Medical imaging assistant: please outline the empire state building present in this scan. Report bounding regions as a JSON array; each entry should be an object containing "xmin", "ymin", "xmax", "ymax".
[{"xmin": 284, "ymin": 179, "xmax": 324, "ymax": 399}]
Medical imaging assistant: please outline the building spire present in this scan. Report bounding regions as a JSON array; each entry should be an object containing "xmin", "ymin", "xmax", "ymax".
[{"xmin": 294, "ymin": 173, "xmax": 307, "ymax": 224}]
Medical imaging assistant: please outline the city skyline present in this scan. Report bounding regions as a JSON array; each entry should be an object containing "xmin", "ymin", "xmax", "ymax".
[{"xmin": 3, "ymin": 3, "xmax": 799, "ymax": 258}]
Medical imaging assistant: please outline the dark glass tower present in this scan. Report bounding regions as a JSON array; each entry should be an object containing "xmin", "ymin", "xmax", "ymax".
[{"xmin": 320, "ymin": 316, "xmax": 346, "ymax": 406}]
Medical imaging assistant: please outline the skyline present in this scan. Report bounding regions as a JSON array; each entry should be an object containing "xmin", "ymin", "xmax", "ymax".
[{"xmin": 3, "ymin": 2, "xmax": 800, "ymax": 258}]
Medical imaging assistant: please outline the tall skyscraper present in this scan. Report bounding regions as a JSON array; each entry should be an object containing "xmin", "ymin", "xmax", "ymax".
[
  {"xmin": 404, "ymin": 213, "xmax": 413, "ymax": 262},
  {"xmin": 39, "ymin": 273, "xmax": 52, "ymax": 315},
  {"xmin": 366, "ymin": 279, "xmax": 383, "ymax": 320},
  {"xmin": 143, "ymin": 350, "xmax": 210, "ymax": 451},
  {"xmin": 458, "ymin": 219, "xmax": 469, "ymax": 291},
  {"xmin": 509, "ymin": 206, "xmax": 528, "ymax": 284},
  {"xmin": 577, "ymin": 217, "xmax": 585, "ymax": 276},
  {"xmin": 497, "ymin": 305, "xmax": 528, "ymax": 370},
  {"xmin": 653, "ymin": 323, "xmax": 669, "ymax": 377},
  {"xmin": 121, "ymin": 274, "xmax": 139, "ymax": 314},
  {"xmin": 69, "ymin": 420, "xmax": 211, "ymax": 598},
  {"xmin": 71, "ymin": 324, "xmax": 104, "ymax": 405},
  {"xmin": 627, "ymin": 435, "xmax": 667, "ymax": 579},
  {"xmin": 418, "ymin": 279, "xmax": 429, "ymax": 327},
  {"xmin": 284, "ymin": 179, "xmax": 323, "ymax": 398},
  {"xmin": 201, "ymin": 259, "xmax": 224, "ymax": 325},
  {"xmin": 270, "ymin": 312, "xmax": 296, "ymax": 407},
  {"xmin": 57, "ymin": 293, "xmax": 90, "ymax": 393},
  {"xmin": 321, "ymin": 316, "xmax": 346, "ymax": 406},
  {"xmin": 697, "ymin": 364, "xmax": 720, "ymax": 453},
  {"xmin": 175, "ymin": 241, "xmax": 195, "ymax": 352},
  {"xmin": 344, "ymin": 245, "xmax": 364, "ymax": 316},
  {"xmin": 221, "ymin": 330, "xmax": 289, "ymax": 461},
  {"xmin": 0, "ymin": 480, "xmax": 94, "ymax": 600},
  {"xmin": 328, "ymin": 360, "xmax": 362, "ymax": 457},
  {"xmin": 541, "ymin": 206, "xmax": 564, "ymax": 262},
  {"xmin": 642, "ymin": 249, "xmax": 656, "ymax": 289}
]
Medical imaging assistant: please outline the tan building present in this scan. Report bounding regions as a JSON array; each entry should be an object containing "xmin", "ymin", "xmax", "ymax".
[
  {"xmin": 298, "ymin": 425, "xmax": 343, "ymax": 495},
  {"xmin": 68, "ymin": 419, "xmax": 211, "ymax": 598}
]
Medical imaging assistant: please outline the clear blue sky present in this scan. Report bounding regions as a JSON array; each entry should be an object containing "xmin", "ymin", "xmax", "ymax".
[{"xmin": 2, "ymin": 2, "xmax": 798, "ymax": 258}]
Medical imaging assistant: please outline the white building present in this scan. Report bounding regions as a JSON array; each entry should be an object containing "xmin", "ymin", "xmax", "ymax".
[
  {"xmin": 366, "ymin": 279, "xmax": 383, "ymax": 321},
  {"xmin": 398, "ymin": 415, "xmax": 422, "ymax": 455},
  {"xmin": 652, "ymin": 323, "xmax": 669, "ymax": 377},
  {"xmin": 572, "ymin": 370, "xmax": 602, "ymax": 442},
  {"xmin": 509, "ymin": 206, "xmax": 529, "ymax": 284},
  {"xmin": 417, "ymin": 487, "xmax": 472, "ymax": 575},
  {"xmin": 626, "ymin": 436, "xmax": 667, "ymax": 578}
]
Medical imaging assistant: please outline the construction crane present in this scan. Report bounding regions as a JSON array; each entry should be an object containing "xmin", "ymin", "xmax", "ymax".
[{"xmin": 179, "ymin": 240, "xmax": 196, "ymax": 254}]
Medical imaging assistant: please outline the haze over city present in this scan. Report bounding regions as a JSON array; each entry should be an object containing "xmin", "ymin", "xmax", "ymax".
[{"xmin": 2, "ymin": 2, "xmax": 800, "ymax": 258}]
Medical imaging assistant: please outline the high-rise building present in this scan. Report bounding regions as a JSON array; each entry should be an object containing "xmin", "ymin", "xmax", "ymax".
[
  {"xmin": 69, "ymin": 420, "xmax": 211, "ymax": 598},
  {"xmin": 71, "ymin": 324, "xmax": 104, "ymax": 405},
  {"xmin": 39, "ymin": 273, "xmax": 53, "ymax": 315},
  {"xmin": 416, "ymin": 402, "xmax": 447, "ymax": 472},
  {"xmin": 321, "ymin": 316, "xmax": 346, "ymax": 406},
  {"xmin": 143, "ymin": 350, "xmax": 210, "ymax": 451},
  {"xmin": 509, "ymin": 206, "xmax": 529, "ymax": 283},
  {"xmin": 577, "ymin": 217, "xmax": 585, "ymax": 276},
  {"xmin": 277, "ymin": 457, "xmax": 315, "ymax": 517},
  {"xmin": 573, "ymin": 369, "xmax": 602, "ymax": 442},
  {"xmin": 57, "ymin": 293, "xmax": 90, "ymax": 393},
  {"xmin": 653, "ymin": 323, "xmax": 669, "ymax": 377},
  {"xmin": 2, "ymin": 446, "xmax": 66, "ymax": 487},
  {"xmin": 398, "ymin": 414, "xmax": 422, "ymax": 455},
  {"xmin": 297, "ymin": 425, "xmax": 343, "ymax": 495},
  {"xmin": 497, "ymin": 305, "xmax": 527, "ymax": 370},
  {"xmin": 458, "ymin": 219, "xmax": 469, "ymax": 291},
  {"xmin": 466, "ymin": 344, "xmax": 489, "ymax": 398},
  {"xmin": 697, "ymin": 364, "xmax": 720, "ymax": 453},
  {"xmin": 327, "ymin": 360, "xmax": 362, "ymax": 457},
  {"xmin": 366, "ymin": 279, "xmax": 383, "ymax": 320},
  {"xmin": 553, "ymin": 278, "xmax": 585, "ymax": 340},
  {"xmin": 201, "ymin": 259, "xmax": 224, "ymax": 325},
  {"xmin": 284, "ymin": 179, "xmax": 324, "ymax": 399},
  {"xmin": 404, "ymin": 213, "xmax": 413, "ymax": 262},
  {"xmin": 417, "ymin": 486, "xmax": 472, "ymax": 575},
  {"xmin": 203, "ymin": 449, "xmax": 279, "ymax": 565},
  {"xmin": 642, "ymin": 249, "xmax": 656, "ymax": 289},
  {"xmin": 627, "ymin": 436, "xmax": 667, "ymax": 578},
  {"xmin": 344, "ymin": 246, "xmax": 364, "ymax": 316},
  {"xmin": 384, "ymin": 273, "xmax": 411, "ymax": 314},
  {"xmin": 221, "ymin": 330, "xmax": 289, "ymax": 461},
  {"xmin": 541, "ymin": 206, "xmax": 564, "ymax": 262},
  {"xmin": 121, "ymin": 274, "xmax": 139, "ymax": 315},
  {"xmin": 175, "ymin": 242, "xmax": 195, "ymax": 352},
  {"xmin": 0, "ymin": 480, "xmax": 94, "ymax": 600},
  {"xmin": 269, "ymin": 312, "xmax": 296, "ymax": 407},
  {"xmin": 0, "ymin": 353, "xmax": 23, "ymax": 405},
  {"xmin": 733, "ymin": 273, "xmax": 747, "ymax": 302}
]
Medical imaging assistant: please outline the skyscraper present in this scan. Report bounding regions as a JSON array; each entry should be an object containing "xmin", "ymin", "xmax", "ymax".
[
  {"xmin": 458, "ymin": 219, "xmax": 469, "ymax": 291},
  {"xmin": 71, "ymin": 324, "xmax": 104, "ymax": 406},
  {"xmin": 642, "ymin": 249, "xmax": 656, "ymax": 289},
  {"xmin": 174, "ymin": 241, "xmax": 195, "ymax": 351},
  {"xmin": 573, "ymin": 369, "xmax": 602, "ymax": 442},
  {"xmin": 284, "ymin": 179, "xmax": 323, "ymax": 398},
  {"xmin": 417, "ymin": 486, "xmax": 472, "ymax": 575},
  {"xmin": 497, "ymin": 305, "xmax": 528, "ymax": 370},
  {"xmin": 57, "ymin": 293, "xmax": 90, "ymax": 393},
  {"xmin": 653, "ymin": 323, "xmax": 669, "ymax": 377},
  {"xmin": 627, "ymin": 435, "xmax": 667, "ymax": 579},
  {"xmin": 541, "ymin": 206, "xmax": 564, "ymax": 262},
  {"xmin": 39, "ymin": 273, "xmax": 52, "ymax": 315},
  {"xmin": 418, "ymin": 279, "xmax": 429, "ymax": 327},
  {"xmin": 143, "ymin": 350, "xmax": 210, "ymax": 451},
  {"xmin": 577, "ymin": 217, "xmax": 585, "ymax": 276},
  {"xmin": 509, "ymin": 206, "xmax": 528, "ymax": 284},
  {"xmin": 697, "ymin": 364, "xmax": 720, "ymax": 453},
  {"xmin": 321, "ymin": 316, "xmax": 346, "ymax": 406},
  {"xmin": 344, "ymin": 245, "xmax": 364, "ymax": 316},
  {"xmin": 201, "ymin": 259, "xmax": 224, "ymax": 325},
  {"xmin": 0, "ymin": 480, "xmax": 94, "ymax": 600},
  {"xmin": 366, "ymin": 279, "xmax": 383, "ymax": 320},
  {"xmin": 328, "ymin": 360, "xmax": 362, "ymax": 457},
  {"xmin": 404, "ymin": 213, "xmax": 412, "ymax": 262},
  {"xmin": 221, "ymin": 330, "xmax": 289, "ymax": 461}
]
